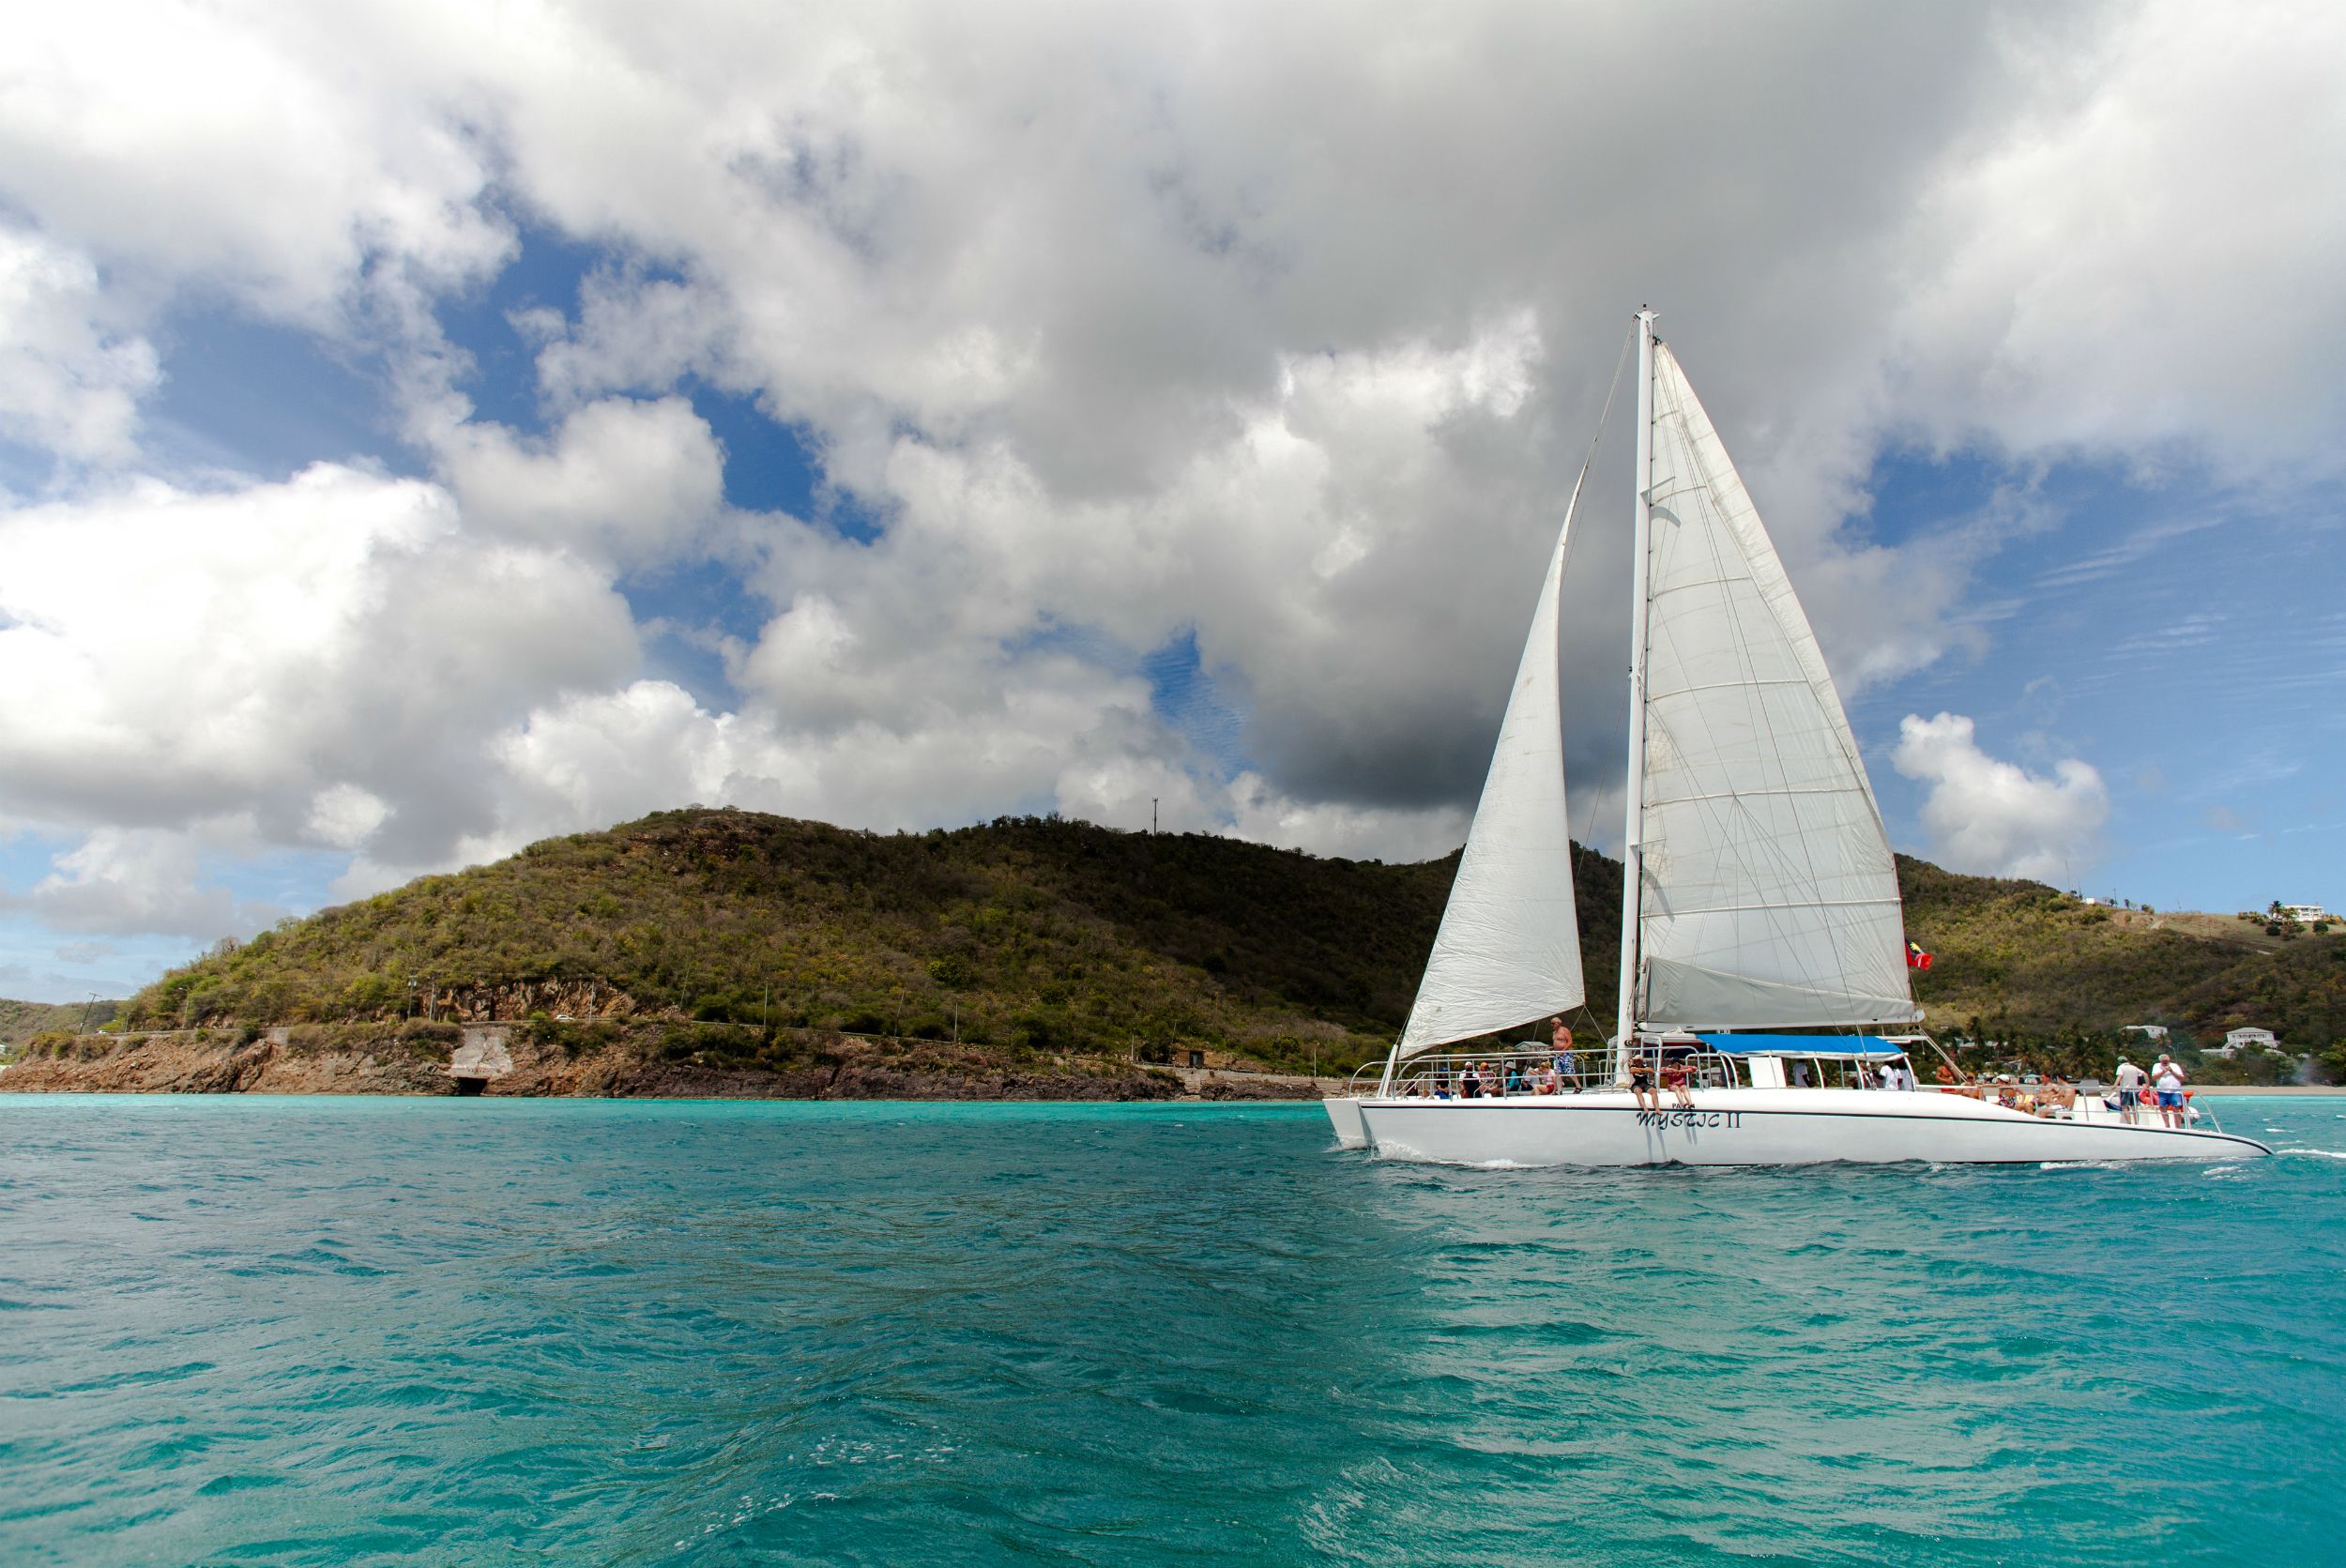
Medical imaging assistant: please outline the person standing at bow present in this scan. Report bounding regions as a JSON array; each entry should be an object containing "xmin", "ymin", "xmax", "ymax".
[
  {"xmin": 2153, "ymin": 1053, "xmax": 2188, "ymax": 1129},
  {"xmin": 2113, "ymin": 1058, "xmax": 2147, "ymax": 1123}
]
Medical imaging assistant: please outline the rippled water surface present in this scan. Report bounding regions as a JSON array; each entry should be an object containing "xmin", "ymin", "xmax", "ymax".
[{"xmin": 3, "ymin": 1095, "xmax": 2342, "ymax": 1565}]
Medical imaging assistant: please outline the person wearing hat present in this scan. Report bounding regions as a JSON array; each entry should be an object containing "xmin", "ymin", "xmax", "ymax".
[
  {"xmin": 2153, "ymin": 1052, "xmax": 2188, "ymax": 1128},
  {"xmin": 2113, "ymin": 1056, "xmax": 2148, "ymax": 1124}
]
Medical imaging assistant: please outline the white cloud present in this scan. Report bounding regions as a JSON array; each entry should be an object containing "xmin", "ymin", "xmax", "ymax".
[
  {"xmin": 304, "ymin": 784, "xmax": 391, "ymax": 851},
  {"xmin": 0, "ymin": 225, "xmax": 159, "ymax": 463},
  {"xmin": 1892, "ymin": 711, "xmax": 2110, "ymax": 882},
  {"xmin": 1889, "ymin": 2, "xmax": 2346, "ymax": 474},
  {"xmin": 6, "ymin": 824, "xmax": 280, "ymax": 939},
  {"xmin": 0, "ymin": 0, "xmax": 2341, "ymax": 951},
  {"xmin": 0, "ymin": 464, "xmax": 638, "ymax": 864},
  {"xmin": 1226, "ymin": 773, "xmax": 1471, "ymax": 865},
  {"xmin": 0, "ymin": 0, "xmax": 510, "ymax": 327},
  {"xmin": 438, "ymin": 395, "xmax": 726, "ymax": 569}
]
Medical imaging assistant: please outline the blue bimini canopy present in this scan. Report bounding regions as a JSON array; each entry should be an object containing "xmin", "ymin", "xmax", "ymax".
[{"xmin": 1695, "ymin": 1033, "xmax": 1909, "ymax": 1059}]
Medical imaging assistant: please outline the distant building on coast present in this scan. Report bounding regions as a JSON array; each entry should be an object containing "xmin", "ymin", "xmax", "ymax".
[
  {"xmin": 2282, "ymin": 904, "xmax": 2328, "ymax": 924},
  {"xmin": 2217, "ymin": 1027, "xmax": 2281, "ymax": 1058}
]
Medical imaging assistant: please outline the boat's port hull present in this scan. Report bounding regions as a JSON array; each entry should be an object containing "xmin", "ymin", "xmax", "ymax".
[
  {"xmin": 1323, "ymin": 1096, "xmax": 1368, "ymax": 1149},
  {"xmin": 1352, "ymin": 1089, "xmax": 2271, "ymax": 1166}
]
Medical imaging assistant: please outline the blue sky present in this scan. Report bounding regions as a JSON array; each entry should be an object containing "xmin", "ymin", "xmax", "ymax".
[
  {"xmin": 1850, "ymin": 450, "xmax": 2343, "ymax": 915},
  {"xmin": 1, "ymin": 1, "xmax": 2340, "ymax": 1004}
]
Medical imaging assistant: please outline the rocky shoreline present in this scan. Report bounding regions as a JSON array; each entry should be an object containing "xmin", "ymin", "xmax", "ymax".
[{"xmin": 0, "ymin": 1023, "xmax": 1334, "ymax": 1103}]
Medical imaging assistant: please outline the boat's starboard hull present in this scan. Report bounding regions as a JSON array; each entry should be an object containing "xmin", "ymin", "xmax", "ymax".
[{"xmin": 1352, "ymin": 1089, "xmax": 2270, "ymax": 1166}]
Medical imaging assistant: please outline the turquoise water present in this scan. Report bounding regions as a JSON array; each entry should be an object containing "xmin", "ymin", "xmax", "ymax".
[{"xmin": 2, "ymin": 1096, "xmax": 2342, "ymax": 1566}]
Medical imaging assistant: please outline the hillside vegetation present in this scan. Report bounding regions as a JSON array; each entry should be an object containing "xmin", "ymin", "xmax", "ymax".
[
  {"xmin": 1901, "ymin": 858, "xmax": 2346, "ymax": 1065},
  {"xmin": 48, "ymin": 809, "xmax": 2339, "ymax": 1083},
  {"xmin": 0, "ymin": 997, "xmax": 118, "ymax": 1049},
  {"xmin": 112, "ymin": 810, "xmax": 1630, "ymax": 1073}
]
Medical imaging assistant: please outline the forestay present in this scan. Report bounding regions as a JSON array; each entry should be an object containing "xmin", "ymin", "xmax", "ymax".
[
  {"xmin": 1397, "ymin": 510, "xmax": 1584, "ymax": 1056},
  {"xmin": 1632, "ymin": 345, "xmax": 1916, "ymax": 1029}
]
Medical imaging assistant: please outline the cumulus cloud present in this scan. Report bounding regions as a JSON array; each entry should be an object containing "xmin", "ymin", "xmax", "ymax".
[
  {"xmin": 438, "ymin": 396, "xmax": 726, "ymax": 569},
  {"xmin": 1892, "ymin": 712, "xmax": 2109, "ymax": 881},
  {"xmin": 0, "ymin": 0, "xmax": 510, "ymax": 327},
  {"xmin": 0, "ymin": 0, "xmax": 2340, "ymax": 958},
  {"xmin": 1889, "ymin": 3, "xmax": 2346, "ymax": 473},
  {"xmin": 4, "ymin": 825, "xmax": 282, "ymax": 939},
  {"xmin": 0, "ymin": 225, "xmax": 159, "ymax": 463},
  {"xmin": 0, "ymin": 465, "xmax": 638, "ymax": 864}
]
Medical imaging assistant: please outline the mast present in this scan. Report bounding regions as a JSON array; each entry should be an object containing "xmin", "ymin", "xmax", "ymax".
[{"xmin": 1613, "ymin": 308, "xmax": 1656, "ymax": 1075}]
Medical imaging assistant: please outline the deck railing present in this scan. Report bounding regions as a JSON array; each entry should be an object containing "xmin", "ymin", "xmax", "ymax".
[
  {"xmin": 1343, "ymin": 1048, "xmax": 1750, "ymax": 1099},
  {"xmin": 1340, "ymin": 1052, "xmax": 2226, "ymax": 1131}
]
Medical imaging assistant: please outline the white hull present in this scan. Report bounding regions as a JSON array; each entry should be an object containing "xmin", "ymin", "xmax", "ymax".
[
  {"xmin": 1323, "ymin": 1096, "xmax": 1368, "ymax": 1149},
  {"xmin": 1349, "ymin": 1088, "xmax": 2270, "ymax": 1166}
]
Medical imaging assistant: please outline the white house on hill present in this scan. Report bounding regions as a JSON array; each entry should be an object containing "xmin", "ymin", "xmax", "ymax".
[{"xmin": 2217, "ymin": 1027, "xmax": 2281, "ymax": 1058}]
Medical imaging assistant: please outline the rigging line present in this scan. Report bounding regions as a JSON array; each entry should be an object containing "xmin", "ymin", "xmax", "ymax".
[
  {"xmin": 1553, "ymin": 323, "xmax": 1637, "ymax": 1048},
  {"xmin": 1554, "ymin": 319, "xmax": 1638, "ymax": 586}
]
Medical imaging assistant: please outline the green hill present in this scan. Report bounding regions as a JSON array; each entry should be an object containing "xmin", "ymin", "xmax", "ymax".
[
  {"xmin": 1900, "ymin": 858, "xmax": 2346, "ymax": 1073},
  {"xmin": 49, "ymin": 808, "xmax": 2340, "ymax": 1085},
  {"xmin": 111, "ymin": 809, "xmax": 1626, "ymax": 1073},
  {"xmin": 0, "ymin": 997, "xmax": 119, "ymax": 1049}
]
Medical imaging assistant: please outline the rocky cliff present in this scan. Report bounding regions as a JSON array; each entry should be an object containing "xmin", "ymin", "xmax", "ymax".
[{"xmin": 0, "ymin": 1022, "xmax": 1208, "ymax": 1101}]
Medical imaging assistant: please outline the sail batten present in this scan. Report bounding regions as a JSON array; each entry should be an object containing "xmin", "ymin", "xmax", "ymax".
[
  {"xmin": 1396, "ymin": 510, "xmax": 1584, "ymax": 1057},
  {"xmin": 1632, "ymin": 343, "xmax": 1916, "ymax": 1031}
]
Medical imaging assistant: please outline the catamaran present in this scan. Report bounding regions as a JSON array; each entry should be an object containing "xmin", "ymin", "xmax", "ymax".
[{"xmin": 1327, "ymin": 310, "xmax": 2268, "ymax": 1166}]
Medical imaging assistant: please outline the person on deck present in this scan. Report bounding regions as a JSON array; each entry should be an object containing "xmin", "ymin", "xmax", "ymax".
[
  {"xmin": 1627, "ymin": 1046, "xmax": 1661, "ymax": 1113},
  {"xmin": 2153, "ymin": 1053, "xmax": 2188, "ymax": 1128},
  {"xmin": 2113, "ymin": 1058, "xmax": 2147, "ymax": 1123},
  {"xmin": 1551, "ymin": 1018, "xmax": 1577, "ymax": 1089},
  {"xmin": 1660, "ymin": 1046, "xmax": 1696, "ymax": 1108}
]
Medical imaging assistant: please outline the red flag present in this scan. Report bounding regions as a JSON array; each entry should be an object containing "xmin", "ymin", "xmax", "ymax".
[{"xmin": 1907, "ymin": 940, "xmax": 1933, "ymax": 971}]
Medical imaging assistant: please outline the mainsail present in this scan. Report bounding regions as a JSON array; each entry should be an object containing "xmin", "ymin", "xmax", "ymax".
[
  {"xmin": 1397, "ymin": 507, "xmax": 1584, "ymax": 1056},
  {"xmin": 1629, "ymin": 343, "xmax": 1916, "ymax": 1029}
]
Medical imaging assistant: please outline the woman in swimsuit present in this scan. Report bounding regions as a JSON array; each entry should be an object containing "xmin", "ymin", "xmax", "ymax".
[
  {"xmin": 1627, "ymin": 1047, "xmax": 1660, "ymax": 1113},
  {"xmin": 1660, "ymin": 1050, "xmax": 1696, "ymax": 1108}
]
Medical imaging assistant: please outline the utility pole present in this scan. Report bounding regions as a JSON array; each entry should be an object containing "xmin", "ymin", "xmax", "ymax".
[{"xmin": 1151, "ymin": 798, "xmax": 1158, "ymax": 834}]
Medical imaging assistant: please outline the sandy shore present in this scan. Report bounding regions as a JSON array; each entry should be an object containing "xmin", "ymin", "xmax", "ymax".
[{"xmin": 2189, "ymin": 1085, "xmax": 2343, "ymax": 1096}]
